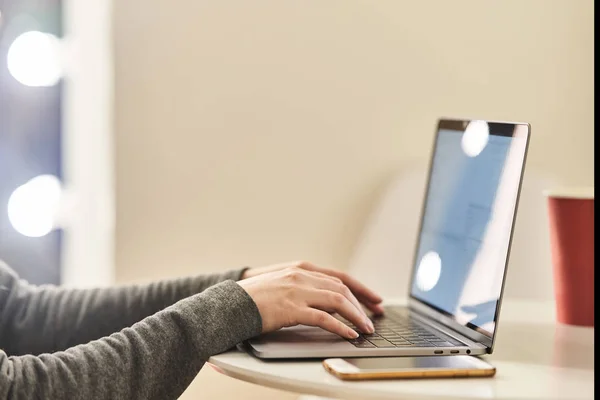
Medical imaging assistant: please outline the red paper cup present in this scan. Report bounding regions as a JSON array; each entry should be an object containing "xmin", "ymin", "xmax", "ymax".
[{"xmin": 545, "ymin": 187, "xmax": 594, "ymax": 327}]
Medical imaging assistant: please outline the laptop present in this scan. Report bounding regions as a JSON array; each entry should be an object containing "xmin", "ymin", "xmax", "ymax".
[{"xmin": 246, "ymin": 118, "xmax": 531, "ymax": 359}]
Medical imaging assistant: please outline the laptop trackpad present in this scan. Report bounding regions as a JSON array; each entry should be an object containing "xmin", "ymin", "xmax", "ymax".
[
  {"xmin": 245, "ymin": 324, "xmax": 357, "ymax": 358},
  {"xmin": 251, "ymin": 325, "xmax": 345, "ymax": 344}
]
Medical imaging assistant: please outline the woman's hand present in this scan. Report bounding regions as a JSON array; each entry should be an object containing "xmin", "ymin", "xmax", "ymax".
[
  {"xmin": 238, "ymin": 262, "xmax": 383, "ymax": 339},
  {"xmin": 242, "ymin": 261, "xmax": 384, "ymax": 315}
]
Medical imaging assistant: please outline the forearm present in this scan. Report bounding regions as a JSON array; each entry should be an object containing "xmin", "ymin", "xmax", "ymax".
[
  {"xmin": 0, "ymin": 280, "xmax": 262, "ymax": 400},
  {"xmin": 0, "ymin": 261, "xmax": 249, "ymax": 355}
]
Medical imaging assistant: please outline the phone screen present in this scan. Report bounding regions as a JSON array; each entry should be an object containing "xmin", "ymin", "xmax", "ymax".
[{"xmin": 344, "ymin": 356, "xmax": 491, "ymax": 372}]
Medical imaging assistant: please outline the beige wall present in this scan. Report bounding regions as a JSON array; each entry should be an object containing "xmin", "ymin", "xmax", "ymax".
[{"xmin": 113, "ymin": 1, "xmax": 593, "ymax": 398}]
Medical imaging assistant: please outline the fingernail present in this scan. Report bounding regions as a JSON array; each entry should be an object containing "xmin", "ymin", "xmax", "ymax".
[
  {"xmin": 365, "ymin": 318, "xmax": 374, "ymax": 333},
  {"xmin": 349, "ymin": 329, "xmax": 359, "ymax": 339}
]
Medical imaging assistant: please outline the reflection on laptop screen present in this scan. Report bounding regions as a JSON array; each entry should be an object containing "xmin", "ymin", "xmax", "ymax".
[{"xmin": 410, "ymin": 120, "xmax": 528, "ymax": 337}]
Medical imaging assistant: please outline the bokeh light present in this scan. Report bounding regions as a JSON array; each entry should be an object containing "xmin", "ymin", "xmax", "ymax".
[
  {"xmin": 7, "ymin": 175, "xmax": 63, "ymax": 237},
  {"xmin": 462, "ymin": 120, "xmax": 490, "ymax": 157},
  {"xmin": 416, "ymin": 251, "xmax": 442, "ymax": 292},
  {"xmin": 7, "ymin": 31, "xmax": 63, "ymax": 87}
]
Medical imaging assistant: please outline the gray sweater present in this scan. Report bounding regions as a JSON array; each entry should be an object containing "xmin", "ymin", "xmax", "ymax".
[{"xmin": 0, "ymin": 261, "xmax": 263, "ymax": 399}]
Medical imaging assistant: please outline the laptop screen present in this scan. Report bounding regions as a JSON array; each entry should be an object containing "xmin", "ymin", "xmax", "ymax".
[{"xmin": 409, "ymin": 119, "xmax": 529, "ymax": 338}]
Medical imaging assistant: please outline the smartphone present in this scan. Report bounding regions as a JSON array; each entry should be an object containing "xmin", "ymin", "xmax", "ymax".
[{"xmin": 323, "ymin": 356, "xmax": 496, "ymax": 380}]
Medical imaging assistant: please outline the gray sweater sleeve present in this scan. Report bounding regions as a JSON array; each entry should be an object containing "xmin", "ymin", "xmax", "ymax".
[
  {"xmin": 0, "ymin": 266, "xmax": 262, "ymax": 400},
  {"xmin": 0, "ymin": 261, "xmax": 249, "ymax": 355}
]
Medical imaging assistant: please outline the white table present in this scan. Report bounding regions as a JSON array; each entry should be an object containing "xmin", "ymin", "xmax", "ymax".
[{"xmin": 208, "ymin": 300, "xmax": 594, "ymax": 400}]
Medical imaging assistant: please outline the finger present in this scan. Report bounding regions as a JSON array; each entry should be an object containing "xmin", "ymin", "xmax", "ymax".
[
  {"xmin": 314, "ymin": 270, "xmax": 384, "ymax": 316},
  {"xmin": 301, "ymin": 263, "xmax": 384, "ymax": 313},
  {"xmin": 357, "ymin": 299, "xmax": 385, "ymax": 316},
  {"xmin": 297, "ymin": 308, "xmax": 359, "ymax": 339},
  {"xmin": 331, "ymin": 272, "xmax": 383, "ymax": 305},
  {"xmin": 303, "ymin": 270, "xmax": 369, "ymax": 319},
  {"xmin": 300, "ymin": 262, "xmax": 383, "ymax": 303},
  {"xmin": 283, "ymin": 269, "xmax": 361, "ymax": 315},
  {"xmin": 306, "ymin": 288, "xmax": 374, "ymax": 334}
]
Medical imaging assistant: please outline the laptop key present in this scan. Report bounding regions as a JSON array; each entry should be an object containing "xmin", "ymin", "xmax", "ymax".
[
  {"xmin": 368, "ymin": 339, "xmax": 396, "ymax": 348},
  {"xmin": 367, "ymin": 338, "xmax": 390, "ymax": 344},
  {"xmin": 363, "ymin": 333, "xmax": 381, "ymax": 339},
  {"xmin": 384, "ymin": 336, "xmax": 404, "ymax": 341},
  {"xmin": 354, "ymin": 342, "xmax": 376, "ymax": 348},
  {"xmin": 389, "ymin": 338, "xmax": 410, "ymax": 342}
]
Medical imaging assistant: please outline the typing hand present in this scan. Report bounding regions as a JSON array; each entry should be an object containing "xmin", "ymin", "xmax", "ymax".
[
  {"xmin": 239, "ymin": 264, "xmax": 382, "ymax": 339},
  {"xmin": 241, "ymin": 261, "xmax": 384, "ymax": 315}
]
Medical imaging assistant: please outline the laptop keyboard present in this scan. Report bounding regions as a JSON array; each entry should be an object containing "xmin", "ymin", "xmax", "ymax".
[{"xmin": 338, "ymin": 306, "xmax": 465, "ymax": 349}]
